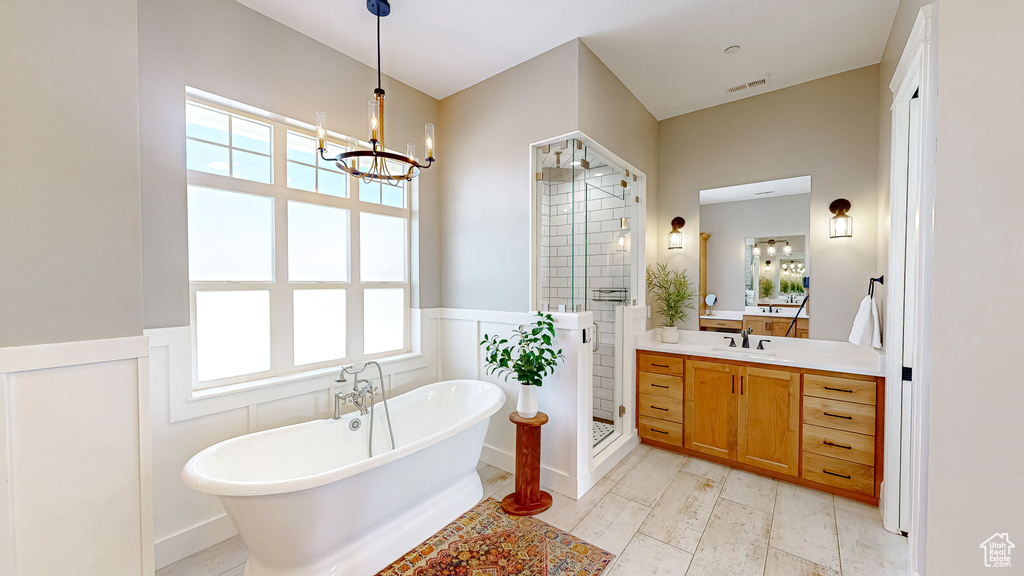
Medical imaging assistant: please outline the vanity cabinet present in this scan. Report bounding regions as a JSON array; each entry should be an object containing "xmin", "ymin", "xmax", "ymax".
[
  {"xmin": 742, "ymin": 315, "xmax": 809, "ymax": 338},
  {"xmin": 685, "ymin": 360, "xmax": 800, "ymax": 476},
  {"xmin": 636, "ymin": 350, "xmax": 884, "ymax": 504},
  {"xmin": 636, "ymin": 353, "xmax": 684, "ymax": 447}
]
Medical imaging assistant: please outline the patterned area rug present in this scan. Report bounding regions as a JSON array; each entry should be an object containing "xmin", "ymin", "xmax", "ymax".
[{"xmin": 378, "ymin": 497, "xmax": 614, "ymax": 576}]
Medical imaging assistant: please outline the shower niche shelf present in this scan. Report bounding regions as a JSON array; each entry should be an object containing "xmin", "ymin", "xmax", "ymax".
[{"xmin": 592, "ymin": 288, "xmax": 629, "ymax": 303}]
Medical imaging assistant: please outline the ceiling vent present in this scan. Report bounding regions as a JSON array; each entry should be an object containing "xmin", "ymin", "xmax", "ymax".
[{"xmin": 725, "ymin": 74, "xmax": 772, "ymax": 94}]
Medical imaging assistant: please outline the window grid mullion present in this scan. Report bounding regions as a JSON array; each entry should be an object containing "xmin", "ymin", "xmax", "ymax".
[{"xmin": 273, "ymin": 196, "xmax": 293, "ymax": 374}]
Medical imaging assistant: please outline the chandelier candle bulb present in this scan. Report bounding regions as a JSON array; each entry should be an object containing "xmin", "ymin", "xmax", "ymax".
[
  {"xmin": 407, "ymin": 143, "xmax": 416, "ymax": 161},
  {"xmin": 315, "ymin": 111, "xmax": 327, "ymax": 149},
  {"xmin": 425, "ymin": 123, "xmax": 435, "ymax": 160},
  {"xmin": 368, "ymin": 100, "xmax": 380, "ymax": 143}
]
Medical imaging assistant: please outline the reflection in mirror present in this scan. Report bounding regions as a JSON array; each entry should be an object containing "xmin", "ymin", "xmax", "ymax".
[{"xmin": 698, "ymin": 176, "xmax": 811, "ymax": 338}]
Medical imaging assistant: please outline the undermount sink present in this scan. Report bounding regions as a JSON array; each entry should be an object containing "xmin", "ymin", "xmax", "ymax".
[{"xmin": 711, "ymin": 347, "xmax": 777, "ymax": 358}]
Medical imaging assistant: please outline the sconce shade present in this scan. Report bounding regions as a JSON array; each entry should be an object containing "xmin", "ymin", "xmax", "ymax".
[
  {"xmin": 615, "ymin": 217, "xmax": 631, "ymax": 253},
  {"xmin": 783, "ymin": 241, "xmax": 792, "ymax": 256},
  {"xmin": 767, "ymin": 239, "xmax": 776, "ymax": 257},
  {"xmin": 668, "ymin": 216, "xmax": 685, "ymax": 250},
  {"xmin": 752, "ymin": 244, "xmax": 761, "ymax": 257},
  {"xmin": 829, "ymin": 198, "xmax": 853, "ymax": 238}
]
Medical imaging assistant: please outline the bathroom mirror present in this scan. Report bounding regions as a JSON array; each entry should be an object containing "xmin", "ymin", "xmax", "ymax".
[
  {"xmin": 699, "ymin": 175, "xmax": 813, "ymax": 330},
  {"xmin": 705, "ymin": 294, "xmax": 717, "ymax": 306}
]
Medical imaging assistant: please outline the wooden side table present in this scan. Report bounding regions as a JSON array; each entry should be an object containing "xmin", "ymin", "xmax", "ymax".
[{"xmin": 500, "ymin": 411, "xmax": 553, "ymax": 516}]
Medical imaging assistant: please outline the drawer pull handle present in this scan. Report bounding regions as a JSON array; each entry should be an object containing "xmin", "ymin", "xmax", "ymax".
[
  {"xmin": 824, "ymin": 412, "xmax": 853, "ymax": 420},
  {"xmin": 824, "ymin": 386, "xmax": 854, "ymax": 393},
  {"xmin": 652, "ymin": 363, "xmax": 670, "ymax": 368},
  {"xmin": 652, "ymin": 406, "xmax": 669, "ymax": 411},
  {"xmin": 651, "ymin": 428, "xmax": 669, "ymax": 435},
  {"xmin": 824, "ymin": 441, "xmax": 852, "ymax": 450},
  {"xmin": 652, "ymin": 384, "xmax": 670, "ymax": 389},
  {"xmin": 823, "ymin": 469, "xmax": 852, "ymax": 480}
]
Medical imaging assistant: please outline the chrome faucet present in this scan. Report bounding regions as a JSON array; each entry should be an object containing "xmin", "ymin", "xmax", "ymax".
[
  {"xmin": 741, "ymin": 327, "xmax": 753, "ymax": 349},
  {"xmin": 333, "ymin": 365, "xmax": 377, "ymax": 418}
]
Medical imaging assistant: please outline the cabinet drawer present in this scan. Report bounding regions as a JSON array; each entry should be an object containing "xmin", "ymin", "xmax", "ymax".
[
  {"xmin": 802, "ymin": 451, "xmax": 875, "ymax": 496},
  {"xmin": 803, "ymin": 424, "xmax": 875, "ymax": 466},
  {"xmin": 639, "ymin": 372, "xmax": 683, "ymax": 401},
  {"xmin": 639, "ymin": 416, "xmax": 683, "ymax": 446},
  {"xmin": 639, "ymin": 393, "xmax": 683, "ymax": 423},
  {"xmin": 638, "ymin": 353, "xmax": 684, "ymax": 376},
  {"xmin": 805, "ymin": 374, "xmax": 877, "ymax": 405},
  {"xmin": 700, "ymin": 318, "xmax": 742, "ymax": 330},
  {"xmin": 803, "ymin": 397, "xmax": 876, "ymax": 436}
]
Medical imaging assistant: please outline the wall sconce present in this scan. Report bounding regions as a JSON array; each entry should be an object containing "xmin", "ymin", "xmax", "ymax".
[
  {"xmin": 829, "ymin": 198, "xmax": 853, "ymax": 238},
  {"xmin": 752, "ymin": 243, "xmax": 761, "ymax": 257},
  {"xmin": 783, "ymin": 241, "xmax": 792, "ymax": 256},
  {"xmin": 765, "ymin": 260, "xmax": 772, "ymax": 272},
  {"xmin": 668, "ymin": 217, "xmax": 685, "ymax": 250},
  {"xmin": 767, "ymin": 239, "xmax": 777, "ymax": 257},
  {"xmin": 615, "ymin": 218, "xmax": 631, "ymax": 253}
]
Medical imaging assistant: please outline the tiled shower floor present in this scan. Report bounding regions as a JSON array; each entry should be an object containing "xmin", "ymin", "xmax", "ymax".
[
  {"xmin": 159, "ymin": 444, "xmax": 908, "ymax": 576},
  {"xmin": 593, "ymin": 420, "xmax": 615, "ymax": 446}
]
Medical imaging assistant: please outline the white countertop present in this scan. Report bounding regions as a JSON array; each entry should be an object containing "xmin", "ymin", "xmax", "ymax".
[
  {"xmin": 637, "ymin": 329, "xmax": 884, "ymax": 377},
  {"xmin": 700, "ymin": 311, "xmax": 743, "ymax": 321},
  {"xmin": 743, "ymin": 305, "xmax": 809, "ymax": 319}
]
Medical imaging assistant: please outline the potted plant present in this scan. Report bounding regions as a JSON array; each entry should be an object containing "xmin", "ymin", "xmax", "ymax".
[
  {"xmin": 480, "ymin": 312, "xmax": 564, "ymax": 418},
  {"xmin": 759, "ymin": 276, "xmax": 775, "ymax": 300},
  {"xmin": 646, "ymin": 263, "xmax": 697, "ymax": 343}
]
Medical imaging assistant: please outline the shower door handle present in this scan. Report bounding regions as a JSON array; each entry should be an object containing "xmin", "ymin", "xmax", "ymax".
[{"xmin": 591, "ymin": 321, "xmax": 600, "ymax": 352}]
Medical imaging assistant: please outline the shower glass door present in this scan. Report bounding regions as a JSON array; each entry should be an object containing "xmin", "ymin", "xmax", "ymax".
[{"xmin": 536, "ymin": 138, "xmax": 637, "ymax": 455}]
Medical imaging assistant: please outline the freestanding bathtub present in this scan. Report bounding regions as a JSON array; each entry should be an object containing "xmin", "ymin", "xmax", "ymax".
[{"xmin": 182, "ymin": 379, "xmax": 506, "ymax": 576}]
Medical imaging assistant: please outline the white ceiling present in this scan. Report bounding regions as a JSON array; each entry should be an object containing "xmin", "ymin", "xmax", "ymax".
[
  {"xmin": 238, "ymin": 0, "xmax": 898, "ymax": 120},
  {"xmin": 700, "ymin": 175, "xmax": 811, "ymax": 205}
]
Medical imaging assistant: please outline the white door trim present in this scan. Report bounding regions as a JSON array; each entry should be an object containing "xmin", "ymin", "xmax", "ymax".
[{"xmin": 884, "ymin": 4, "xmax": 938, "ymax": 575}]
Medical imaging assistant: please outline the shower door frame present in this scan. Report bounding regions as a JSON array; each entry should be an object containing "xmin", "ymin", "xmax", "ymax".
[{"xmin": 528, "ymin": 130, "xmax": 648, "ymax": 474}]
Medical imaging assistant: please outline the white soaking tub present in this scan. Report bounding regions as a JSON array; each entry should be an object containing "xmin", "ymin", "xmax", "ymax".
[{"xmin": 182, "ymin": 379, "xmax": 505, "ymax": 576}]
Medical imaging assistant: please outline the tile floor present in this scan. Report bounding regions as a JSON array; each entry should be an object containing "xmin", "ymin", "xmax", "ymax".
[{"xmin": 158, "ymin": 444, "xmax": 909, "ymax": 576}]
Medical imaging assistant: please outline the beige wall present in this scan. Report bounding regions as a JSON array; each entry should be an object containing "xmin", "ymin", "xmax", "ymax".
[
  {"xmin": 578, "ymin": 41, "xmax": 660, "ymax": 271},
  {"xmin": 658, "ymin": 66, "xmax": 880, "ymax": 340},
  {"xmin": 138, "ymin": 0, "xmax": 442, "ymax": 329},
  {"xmin": 438, "ymin": 41, "xmax": 580, "ymax": 311},
  {"xmin": 927, "ymin": 0, "xmax": 1024, "ymax": 572},
  {"xmin": 701, "ymin": 195, "xmax": 811, "ymax": 311},
  {"xmin": 0, "ymin": 0, "xmax": 143, "ymax": 347},
  {"xmin": 438, "ymin": 40, "xmax": 660, "ymax": 312}
]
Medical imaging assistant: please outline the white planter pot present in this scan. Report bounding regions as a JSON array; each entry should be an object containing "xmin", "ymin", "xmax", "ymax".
[
  {"xmin": 517, "ymin": 384, "xmax": 538, "ymax": 418},
  {"xmin": 661, "ymin": 326, "xmax": 679, "ymax": 344}
]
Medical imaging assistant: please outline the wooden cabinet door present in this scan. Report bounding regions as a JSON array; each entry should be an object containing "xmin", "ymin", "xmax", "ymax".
[
  {"xmin": 685, "ymin": 360, "xmax": 736, "ymax": 460},
  {"xmin": 742, "ymin": 317, "xmax": 771, "ymax": 336},
  {"xmin": 737, "ymin": 367, "xmax": 800, "ymax": 476}
]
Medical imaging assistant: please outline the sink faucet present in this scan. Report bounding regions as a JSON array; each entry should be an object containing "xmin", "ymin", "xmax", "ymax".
[{"xmin": 741, "ymin": 327, "xmax": 753, "ymax": 349}]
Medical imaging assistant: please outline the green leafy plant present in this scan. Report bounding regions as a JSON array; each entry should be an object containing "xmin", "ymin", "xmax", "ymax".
[
  {"xmin": 646, "ymin": 263, "xmax": 697, "ymax": 327},
  {"xmin": 759, "ymin": 276, "xmax": 775, "ymax": 299},
  {"xmin": 780, "ymin": 279, "xmax": 791, "ymax": 293},
  {"xmin": 480, "ymin": 312, "xmax": 564, "ymax": 387}
]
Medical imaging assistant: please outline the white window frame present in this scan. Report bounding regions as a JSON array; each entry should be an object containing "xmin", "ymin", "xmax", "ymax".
[{"xmin": 186, "ymin": 96, "xmax": 413, "ymax": 392}]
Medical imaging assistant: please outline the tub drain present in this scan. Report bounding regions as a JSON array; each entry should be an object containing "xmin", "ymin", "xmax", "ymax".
[{"xmin": 349, "ymin": 419, "xmax": 362, "ymax": 431}]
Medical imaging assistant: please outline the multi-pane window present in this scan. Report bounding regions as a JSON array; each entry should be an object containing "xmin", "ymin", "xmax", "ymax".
[{"xmin": 185, "ymin": 98, "xmax": 411, "ymax": 390}]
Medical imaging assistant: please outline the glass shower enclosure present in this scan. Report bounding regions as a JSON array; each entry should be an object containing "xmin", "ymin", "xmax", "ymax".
[{"xmin": 534, "ymin": 138, "xmax": 638, "ymax": 455}]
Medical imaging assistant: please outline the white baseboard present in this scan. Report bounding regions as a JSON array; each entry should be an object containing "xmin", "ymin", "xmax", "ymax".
[
  {"xmin": 155, "ymin": 514, "xmax": 238, "ymax": 570},
  {"xmin": 479, "ymin": 444, "xmax": 581, "ymax": 499}
]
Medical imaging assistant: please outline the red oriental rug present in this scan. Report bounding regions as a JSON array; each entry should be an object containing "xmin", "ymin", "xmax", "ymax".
[{"xmin": 378, "ymin": 497, "xmax": 614, "ymax": 576}]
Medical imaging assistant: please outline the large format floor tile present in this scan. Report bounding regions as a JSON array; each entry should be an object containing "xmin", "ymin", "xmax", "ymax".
[
  {"xmin": 605, "ymin": 533, "xmax": 693, "ymax": 576},
  {"xmin": 572, "ymin": 492, "xmax": 652, "ymax": 556},
  {"xmin": 836, "ymin": 506, "xmax": 910, "ymax": 576},
  {"xmin": 477, "ymin": 464, "xmax": 514, "ymax": 501},
  {"xmin": 686, "ymin": 498, "xmax": 772, "ymax": 576},
  {"xmin": 678, "ymin": 454, "xmax": 731, "ymax": 483},
  {"xmin": 639, "ymin": 470, "xmax": 723, "ymax": 553},
  {"xmin": 605, "ymin": 443, "xmax": 651, "ymax": 483},
  {"xmin": 535, "ymin": 478, "xmax": 615, "ymax": 532},
  {"xmin": 770, "ymin": 483, "xmax": 841, "ymax": 571},
  {"xmin": 720, "ymin": 469, "xmax": 779, "ymax": 515},
  {"xmin": 610, "ymin": 447, "xmax": 686, "ymax": 507},
  {"xmin": 764, "ymin": 547, "xmax": 841, "ymax": 576}
]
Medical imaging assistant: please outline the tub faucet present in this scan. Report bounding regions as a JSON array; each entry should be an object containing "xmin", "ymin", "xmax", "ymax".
[
  {"xmin": 741, "ymin": 327, "xmax": 753, "ymax": 348},
  {"xmin": 333, "ymin": 373, "xmax": 375, "ymax": 418}
]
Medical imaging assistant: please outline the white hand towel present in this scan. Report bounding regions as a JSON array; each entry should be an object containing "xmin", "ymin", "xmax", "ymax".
[{"xmin": 849, "ymin": 295, "xmax": 882, "ymax": 349}]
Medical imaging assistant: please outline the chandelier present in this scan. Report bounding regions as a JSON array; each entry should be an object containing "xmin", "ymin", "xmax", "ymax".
[{"xmin": 314, "ymin": 0, "xmax": 434, "ymax": 185}]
